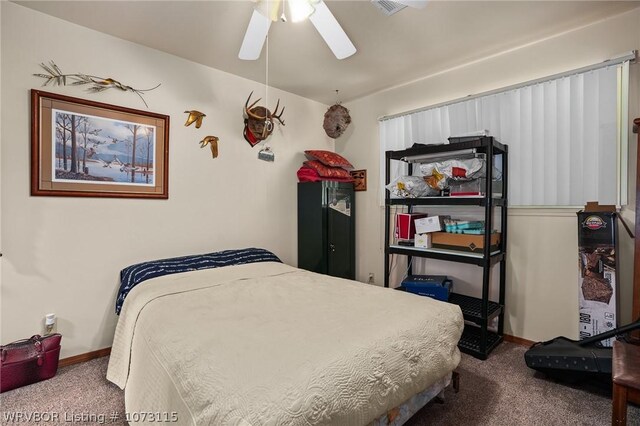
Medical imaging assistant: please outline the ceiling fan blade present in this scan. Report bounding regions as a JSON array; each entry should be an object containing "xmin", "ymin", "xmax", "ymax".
[
  {"xmin": 239, "ymin": 9, "xmax": 272, "ymax": 60},
  {"xmin": 308, "ymin": 0, "xmax": 356, "ymax": 60},
  {"xmin": 394, "ymin": 0, "xmax": 429, "ymax": 9}
]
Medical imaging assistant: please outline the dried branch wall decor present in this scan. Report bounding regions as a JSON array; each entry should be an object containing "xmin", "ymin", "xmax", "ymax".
[
  {"xmin": 33, "ymin": 61, "xmax": 160, "ymax": 108},
  {"xmin": 323, "ymin": 104, "xmax": 351, "ymax": 139}
]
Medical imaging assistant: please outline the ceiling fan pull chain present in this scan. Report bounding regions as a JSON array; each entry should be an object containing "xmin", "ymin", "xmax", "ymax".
[{"xmin": 265, "ymin": 31, "xmax": 269, "ymax": 131}]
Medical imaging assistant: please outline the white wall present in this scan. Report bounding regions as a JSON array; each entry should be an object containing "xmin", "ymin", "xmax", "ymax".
[
  {"xmin": 338, "ymin": 7, "xmax": 640, "ymax": 343},
  {"xmin": 0, "ymin": 2, "xmax": 332, "ymax": 358}
]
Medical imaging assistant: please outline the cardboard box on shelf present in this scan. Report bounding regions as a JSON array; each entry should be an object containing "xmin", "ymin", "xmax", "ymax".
[
  {"xmin": 415, "ymin": 215, "xmax": 449, "ymax": 234},
  {"xmin": 431, "ymin": 232, "xmax": 501, "ymax": 253},
  {"xmin": 444, "ymin": 220, "xmax": 484, "ymax": 233},
  {"xmin": 414, "ymin": 233, "xmax": 432, "ymax": 248},
  {"xmin": 577, "ymin": 202, "xmax": 618, "ymax": 347},
  {"xmin": 395, "ymin": 213, "xmax": 428, "ymax": 241}
]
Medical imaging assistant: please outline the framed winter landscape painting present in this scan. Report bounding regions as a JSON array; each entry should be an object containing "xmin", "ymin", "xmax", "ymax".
[{"xmin": 31, "ymin": 90, "xmax": 169, "ymax": 199}]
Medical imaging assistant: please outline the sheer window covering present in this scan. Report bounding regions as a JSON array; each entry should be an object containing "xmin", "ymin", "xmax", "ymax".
[{"xmin": 379, "ymin": 62, "xmax": 629, "ymax": 207}]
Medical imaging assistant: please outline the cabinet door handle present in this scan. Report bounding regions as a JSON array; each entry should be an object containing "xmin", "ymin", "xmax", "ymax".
[{"xmin": 329, "ymin": 243, "xmax": 336, "ymax": 252}]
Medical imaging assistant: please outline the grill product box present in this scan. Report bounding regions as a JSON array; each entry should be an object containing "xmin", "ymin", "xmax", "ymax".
[
  {"xmin": 401, "ymin": 275, "xmax": 452, "ymax": 301},
  {"xmin": 431, "ymin": 231, "xmax": 500, "ymax": 253},
  {"xmin": 395, "ymin": 213, "xmax": 428, "ymax": 241},
  {"xmin": 415, "ymin": 216, "xmax": 449, "ymax": 234},
  {"xmin": 577, "ymin": 207, "xmax": 618, "ymax": 347}
]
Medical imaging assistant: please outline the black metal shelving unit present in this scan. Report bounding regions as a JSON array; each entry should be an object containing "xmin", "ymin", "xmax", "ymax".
[{"xmin": 384, "ymin": 137, "xmax": 508, "ymax": 360}]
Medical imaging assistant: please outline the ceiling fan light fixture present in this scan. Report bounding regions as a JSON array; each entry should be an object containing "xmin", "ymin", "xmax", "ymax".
[
  {"xmin": 255, "ymin": 0, "xmax": 282, "ymax": 22},
  {"xmin": 288, "ymin": 0, "xmax": 315, "ymax": 23},
  {"xmin": 240, "ymin": 0, "xmax": 356, "ymax": 61}
]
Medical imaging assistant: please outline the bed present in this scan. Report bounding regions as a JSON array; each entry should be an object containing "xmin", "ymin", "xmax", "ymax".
[{"xmin": 107, "ymin": 249, "xmax": 463, "ymax": 425}]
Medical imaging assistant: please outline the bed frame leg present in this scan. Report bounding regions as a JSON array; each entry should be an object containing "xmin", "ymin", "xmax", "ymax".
[{"xmin": 434, "ymin": 372, "xmax": 460, "ymax": 405}]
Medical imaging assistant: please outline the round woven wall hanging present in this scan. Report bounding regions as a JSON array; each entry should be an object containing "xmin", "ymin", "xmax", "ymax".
[{"xmin": 323, "ymin": 104, "xmax": 351, "ymax": 139}]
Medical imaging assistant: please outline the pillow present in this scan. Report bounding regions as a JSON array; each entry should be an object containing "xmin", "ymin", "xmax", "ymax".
[
  {"xmin": 297, "ymin": 166, "xmax": 354, "ymax": 183},
  {"xmin": 297, "ymin": 166, "xmax": 321, "ymax": 182},
  {"xmin": 115, "ymin": 248, "xmax": 281, "ymax": 314},
  {"xmin": 304, "ymin": 150, "xmax": 353, "ymax": 170},
  {"xmin": 303, "ymin": 160, "xmax": 354, "ymax": 180}
]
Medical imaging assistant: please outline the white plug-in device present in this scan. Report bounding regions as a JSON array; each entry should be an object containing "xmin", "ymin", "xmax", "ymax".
[{"xmin": 45, "ymin": 313, "xmax": 56, "ymax": 334}]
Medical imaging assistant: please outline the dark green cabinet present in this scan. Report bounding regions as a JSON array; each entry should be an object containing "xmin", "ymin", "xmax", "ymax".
[{"xmin": 297, "ymin": 182, "xmax": 355, "ymax": 279}]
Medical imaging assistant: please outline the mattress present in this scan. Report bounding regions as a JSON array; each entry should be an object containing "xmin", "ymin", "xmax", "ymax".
[
  {"xmin": 107, "ymin": 262, "xmax": 463, "ymax": 425},
  {"xmin": 369, "ymin": 373, "xmax": 451, "ymax": 426}
]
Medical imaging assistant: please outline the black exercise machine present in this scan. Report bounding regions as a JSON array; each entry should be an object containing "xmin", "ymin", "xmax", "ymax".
[{"xmin": 525, "ymin": 319, "xmax": 640, "ymax": 380}]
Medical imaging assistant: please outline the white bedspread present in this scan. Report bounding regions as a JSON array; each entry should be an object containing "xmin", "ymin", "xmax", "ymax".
[{"xmin": 107, "ymin": 262, "xmax": 463, "ymax": 425}]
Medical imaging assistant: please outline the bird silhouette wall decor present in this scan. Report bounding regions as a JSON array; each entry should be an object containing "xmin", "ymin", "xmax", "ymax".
[
  {"xmin": 184, "ymin": 110, "xmax": 206, "ymax": 128},
  {"xmin": 199, "ymin": 136, "xmax": 220, "ymax": 159}
]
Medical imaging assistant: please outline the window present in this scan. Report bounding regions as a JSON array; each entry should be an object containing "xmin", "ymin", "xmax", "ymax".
[{"xmin": 379, "ymin": 59, "xmax": 631, "ymax": 207}]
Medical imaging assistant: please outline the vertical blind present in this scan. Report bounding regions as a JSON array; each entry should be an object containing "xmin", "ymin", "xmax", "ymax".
[{"xmin": 379, "ymin": 62, "xmax": 629, "ymax": 206}]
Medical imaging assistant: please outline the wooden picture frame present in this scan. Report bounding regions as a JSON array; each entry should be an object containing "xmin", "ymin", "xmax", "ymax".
[
  {"xmin": 31, "ymin": 89, "xmax": 169, "ymax": 199},
  {"xmin": 350, "ymin": 169, "xmax": 367, "ymax": 191},
  {"xmin": 633, "ymin": 117, "xmax": 640, "ymax": 324}
]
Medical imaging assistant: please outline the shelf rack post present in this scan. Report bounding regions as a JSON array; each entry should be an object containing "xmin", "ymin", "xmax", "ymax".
[
  {"xmin": 384, "ymin": 151, "xmax": 391, "ymax": 288},
  {"xmin": 498, "ymin": 146, "xmax": 509, "ymax": 335},
  {"xmin": 480, "ymin": 137, "xmax": 494, "ymax": 355}
]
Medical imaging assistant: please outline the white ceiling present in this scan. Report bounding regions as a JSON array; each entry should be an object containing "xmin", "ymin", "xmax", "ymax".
[{"xmin": 16, "ymin": 1, "xmax": 640, "ymax": 105}]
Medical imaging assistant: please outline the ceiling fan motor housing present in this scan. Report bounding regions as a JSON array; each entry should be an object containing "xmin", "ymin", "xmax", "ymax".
[{"xmin": 371, "ymin": 0, "xmax": 408, "ymax": 16}]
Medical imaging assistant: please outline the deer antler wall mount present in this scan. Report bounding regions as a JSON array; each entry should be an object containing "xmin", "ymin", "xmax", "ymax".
[{"xmin": 243, "ymin": 91, "xmax": 285, "ymax": 146}]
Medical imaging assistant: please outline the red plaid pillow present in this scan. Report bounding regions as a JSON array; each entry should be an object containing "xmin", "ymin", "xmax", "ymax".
[
  {"xmin": 303, "ymin": 161, "xmax": 354, "ymax": 180},
  {"xmin": 304, "ymin": 150, "xmax": 353, "ymax": 170}
]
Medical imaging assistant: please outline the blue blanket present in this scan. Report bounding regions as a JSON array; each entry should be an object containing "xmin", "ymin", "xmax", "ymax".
[{"xmin": 115, "ymin": 248, "xmax": 281, "ymax": 314}]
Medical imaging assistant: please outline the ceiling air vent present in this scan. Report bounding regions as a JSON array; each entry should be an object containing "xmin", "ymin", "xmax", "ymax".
[{"xmin": 371, "ymin": 0, "xmax": 407, "ymax": 16}]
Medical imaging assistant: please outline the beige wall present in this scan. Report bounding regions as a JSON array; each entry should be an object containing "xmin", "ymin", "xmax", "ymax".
[
  {"xmin": 0, "ymin": 2, "xmax": 332, "ymax": 358},
  {"xmin": 338, "ymin": 7, "xmax": 640, "ymax": 343},
  {"xmin": 1, "ymin": 3, "xmax": 639, "ymax": 358}
]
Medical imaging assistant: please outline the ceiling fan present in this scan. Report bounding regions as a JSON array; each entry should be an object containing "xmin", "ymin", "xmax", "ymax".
[{"xmin": 238, "ymin": 0, "xmax": 429, "ymax": 61}]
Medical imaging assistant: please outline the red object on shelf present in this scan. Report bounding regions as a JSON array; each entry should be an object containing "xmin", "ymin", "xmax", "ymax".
[
  {"xmin": 451, "ymin": 167, "xmax": 467, "ymax": 178},
  {"xmin": 395, "ymin": 213, "xmax": 428, "ymax": 240},
  {"xmin": 450, "ymin": 192, "xmax": 483, "ymax": 197}
]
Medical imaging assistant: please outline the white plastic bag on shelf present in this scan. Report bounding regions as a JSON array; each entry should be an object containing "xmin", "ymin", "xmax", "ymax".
[
  {"xmin": 385, "ymin": 176, "xmax": 438, "ymax": 198},
  {"xmin": 419, "ymin": 157, "xmax": 487, "ymax": 190},
  {"xmin": 420, "ymin": 157, "xmax": 485, "ymax": 181}
]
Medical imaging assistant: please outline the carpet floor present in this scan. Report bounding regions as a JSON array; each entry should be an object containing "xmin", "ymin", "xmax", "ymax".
[{"xmin": 1, "ymin": 342, "xmax": 638, "ymax": 425}]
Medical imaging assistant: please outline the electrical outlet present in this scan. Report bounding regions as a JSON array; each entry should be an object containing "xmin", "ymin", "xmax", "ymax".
[
  {"xmin": 44, "ymin": 313, "xmax": 56, "ymax": 335},
  {"xmin": 368, "ymin": 273, "xmax": 375, "ymax": 284}
]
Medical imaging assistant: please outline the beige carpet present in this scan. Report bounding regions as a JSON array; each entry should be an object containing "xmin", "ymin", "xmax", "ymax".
[{"xmin": 1, "ymin": 342, "xmax": 638, "ymax": 425}]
